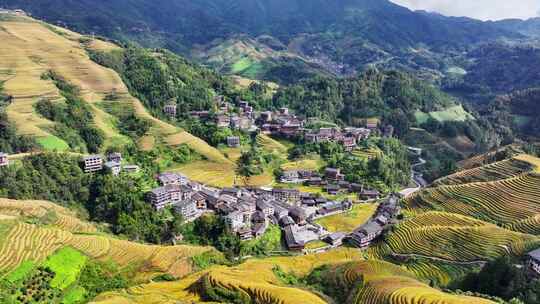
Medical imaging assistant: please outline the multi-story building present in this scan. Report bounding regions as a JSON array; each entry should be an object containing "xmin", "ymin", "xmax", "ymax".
[
  {"xmin": 349, "ymin": 221, "xmax": 384, "ymax": 248},
  {"xmin": 256, "ymin": 200, "xmax": 275, "ymax": 217},
  {"xmin": 148, "ymin": 186, "xmax": 171, "ymax": 210},
  {"xmin": 157, "ymin": 172, "xmax": 188, "ymax": 186},
  {"xmin": 0, "ymin": 152, "xmax": 9, "ymax": 167},
  {"xmin": 216, "ymin": 114, "xmax": 231, "ymax": 128},
  {"xmin": 83, "ymin": 155, "xmax": 103, "ymax": 173},
  {"xmin": 148, "ymin": 185, "xmax": 193, "ymax": 210},
  {"xmin": 225, "ymin": 210, "xmax": 246, "ymax": 231},
  {"xmin": 227, "ymin": 136, "xmax": 240, "ymax": 148},
  {"xmin": 359, "ymin": 189, "xmax": 381, "ymax": 200},
  {"xmin": 174, "ymin": 199, "xmax": 198, "ymax": 220},
  {"xmin": 164, "ymin": 103, "xmax": 177, "ymax": 118},
  {"xmin": 280, "ymin": 170, "xmax": 300, "ymax": 183}
]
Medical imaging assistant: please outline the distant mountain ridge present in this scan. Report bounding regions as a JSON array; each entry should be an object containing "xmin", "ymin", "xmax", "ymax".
[
  {"xmin": 0, "ymin": 0, "xmax": 519, "ymax": 48},
  {"xmin": 0, "ymin": 0, "xmax": 523, "ymax": 82}
]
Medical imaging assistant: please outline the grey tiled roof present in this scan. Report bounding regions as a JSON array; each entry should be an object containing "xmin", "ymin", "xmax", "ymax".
[{"xmin": 528, "ymin": 248, "xmax": 540, "ymax": 260}]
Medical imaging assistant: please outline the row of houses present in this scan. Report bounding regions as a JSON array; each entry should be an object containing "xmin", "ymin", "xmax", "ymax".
[
  {"xmin": 82, "ymin": 153, "xmax": 140, "ymax": 175},
  {"xmin": 281, "ymin": 167, "xmax": 381, "ymax": 199},
  {"xmin": 348, "ymin": 195, "xmax": 400, "ymax": 248}
]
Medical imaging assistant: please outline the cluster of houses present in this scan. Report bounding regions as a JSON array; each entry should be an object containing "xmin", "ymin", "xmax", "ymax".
[
  {"xmin": 281, "ymin": 167, "xmax": 381, "ymax": 200},
  {"xmin": 258, "ymin": 107, "xmax": 304, "ymax": 138},
  {"xmin": 305, "ymin": 127, "xmax": 371, "ymax": 151},
  {"xmin": 173, "ymin": 95, "xmax": 396, "ymax": 155},
  {"xmin": 187, "ymin": 96, "xmax": 256, "ymax": 133},
  {"xmin": 348, "ymin": 195, "xmax": 400, "ymax": 248},
  {"xmin": 145, "ymin": 172, "xmax": 361, "ymax": 245},
  {"xmin": 0, "ymin": 152, "xmax": 9, "ymax": 167},
  {"xmin": 82, "ymin": 153, "xmax": 140, "ymax": 175}
]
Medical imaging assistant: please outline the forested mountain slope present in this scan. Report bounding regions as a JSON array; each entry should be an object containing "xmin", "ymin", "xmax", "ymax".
[{"xmin": 0, "ymin": 14, "xmax": 229, "ymax": 162}]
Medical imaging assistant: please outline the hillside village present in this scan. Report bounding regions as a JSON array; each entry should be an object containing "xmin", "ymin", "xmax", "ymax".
[
  {"xmin": 79, "ymin": 151, "xmax": 400, "ymax": 251},
  {"xmin": 0, "ymin": 89, "xmax": 404, "ymax": 253},
  {"xmin": 3, "ymin": 6, "xmax": 540, "ymax": 304}
]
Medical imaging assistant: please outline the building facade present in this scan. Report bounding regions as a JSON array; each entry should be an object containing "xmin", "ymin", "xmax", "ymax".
[{"xmin": 83, "ymin": 155, "xmax": 103, "ymax": 173}]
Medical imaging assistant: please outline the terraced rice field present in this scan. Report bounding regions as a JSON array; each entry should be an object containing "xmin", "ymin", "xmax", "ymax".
[
  {"xmin": 403, "ymin": 259, "xmax": 478, "ymax": 287},
  {"xmin": 256, "ymin": 134, "xmax": 288, "ymax": 156},
  {"xmin": 434, "ymin": 156, "xmax": 534, "ymax": 186},
  {"xmin": 0, "ymin": 199, "xmax": 213, "ymax": 280},
  {"xmin": 457, "ymin": 145, "xmax": 523, "ymax": 170},
  {"xmin": 0, "ymin": 15, "xmax": 229, "ymax": 162},
  {"xmin": 327, "ymin": 260, "xmax": 494, "ymax": 304},
  {"xmin": 173, "ymin": 160, "xmax": 273, "ymax": 188},
  {"xmin": 0, "ymin": 198, "xmax": 97, "ymax": 233},
  {"xmin": 0, "ymin": 16, "xmax": 129, "ymax": 147},
  {"xmin": 386, "ymin": 212, "xmax": 539, "ymax": 262},
  {"xmin": 352, "ymin": 147, "xmax": 382, "ymax": 159},
  {"xmin": 408, "ymin": 170, "xmax": 540, "ymax": 227},
  {"xmin": 92, "ymin": 249, "xmax": 363, "ymax": 304},
  {"xmin": 165, "ymin": 131, "xmax": 231, "ymax": 164},
  {"xmin": 281, "ymin": 156, "xmax": 323, "ymax": 171}
]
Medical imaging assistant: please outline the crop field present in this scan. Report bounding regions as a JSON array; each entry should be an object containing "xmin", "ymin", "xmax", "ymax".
[
  {"xmin": 281, "ymin": 156, "xmax": 323, "ymax": 171},
  {"xmin": 0, "ymin": 199, "xmax": 213, "ymax": 281},
  {"xmin": 433, "ymin": 156, "xmax": 534, "ymax": 186},
  {"xmin": 386, "ymin": 212, "xmax": 539, "ymax": 262},
  {"xmin": 92, "ymin": 248, "xmax": 363, "ymax": 304},
  {"xmin": 352, "ymin": 147, "xmax": 382, "ymax": 159},
  {"xmin": 173, "ymin": 160, "xmax": 274, "ymax": 188},
  {"xmin": 43, "ymin": 247, "xmax": 87, "ymax": 289},
  {"xmin": 256, "ymin": 134, "xmax": 288, "ymax": 156},
  {"xmin": 172, "ymin": 161, "xmax": 237, "ymax": 187},
  {"xmin": 414, "ymin": 105, "xmax": 474, "ymax": 124},
  {"xmin": 407, "ymin": 171, "xmax": 540, "ymax": 227},
  {"xmin": 315, "ymin": 203, "xmax": 379, "ymax": 233},
  {"xmin": 332, "ymin": 260, "xmax": 495, "ymax": 304},
  {"xmin": 1, "ymin": 15, "xmax": 229, "ymax": 162},
  {"xmin": 0, "ymin": 198, "xmax": 97, "ymax": 233},
  {"xmin": 0, "ymin": 16, "xmax": 130, "ymax": 148},
  {"xmin": 36, "ymin": 135, "xmax": 70, "ymax": 151}
]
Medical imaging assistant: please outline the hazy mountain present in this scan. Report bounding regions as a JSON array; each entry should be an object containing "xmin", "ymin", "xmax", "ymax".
[{"xmin": 493, "ymin": 18, "xmax": 540, "ymax": 38}]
